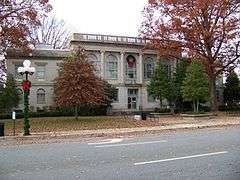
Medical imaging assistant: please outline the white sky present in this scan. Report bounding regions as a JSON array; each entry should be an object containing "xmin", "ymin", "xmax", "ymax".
[{"xmin": 51, "ymin": 0, "xmax": 147, "ymax": 37}]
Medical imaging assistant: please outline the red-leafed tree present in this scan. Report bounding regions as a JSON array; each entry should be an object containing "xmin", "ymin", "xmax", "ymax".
[
  {"xmin": 54, "ymin": 46, "xmax": 106, "ymax": 119},
  {"xmin": 141, "ymin": 0, "xmax": 240, "ymax": 111},
  {"xmin": 0, "ymin": 0, "xmax": 52, "ymax": 83}
]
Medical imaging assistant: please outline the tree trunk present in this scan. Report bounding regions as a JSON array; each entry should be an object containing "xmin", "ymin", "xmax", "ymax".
[
  {"xmin": 193, "ymin": 100, "xmax": 196, "ymax": 113},
  {"xmin": 209, "ymin": 75, "xmax": 218, "ymax": 112},
  {"xmin": 160, "ymin": 96, "xmax": 163, "ymax": 108},
  {"xmin": 196, "ymin": 99, "xmax": 199, "ymax": 113},
  {"xmin": 74, "ymin": 106, "xmax": 78, "ymax": 120},
  {"xmin": 169, "ymin": 99, "xmax": 175, "ymax": 114}
]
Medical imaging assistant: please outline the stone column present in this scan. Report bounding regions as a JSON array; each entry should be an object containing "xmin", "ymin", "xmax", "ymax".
[
  {"xmin": 119, "ymin": 51, "xmax": 125, "ymax": 84},
  {"xmin": 100, "ymin": 50, "xmax": 105, "ymax": 78},
  {"xmin": 137, "ymin": 53, "xmax": 143, "ymax": 84}
]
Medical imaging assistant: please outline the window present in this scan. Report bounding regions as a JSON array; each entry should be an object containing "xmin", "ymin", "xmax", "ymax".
[
  {"xmin": 113, "ymin": 89, "xmax": 119, "ymax": 102},
  {"xmin": 144, "ymin": 57, "xmax": 155, "ymax": 79},
  {"xmin": 37, "ymin": 89, "xmax": 46, "ymax": 104},
  {"xmin": 17, "ymin": 88, "xmax": 23, "ymax": 104},
  {"xmin": 106, "ymin": 55, "xmax": 118, "ymax": 79},
  {"xmin": 147, "ymin": 91, "xmax": 155, "ymax": 102},
  {"xmin": 162, "ymin": 64, "xmax": 171, "ymax": 77},
  {"xmin": 88, "ymin": 54, "xmax": 101, "ymax": 75},
  {"xmin": 14, "ymin": 64, "xmax": 23, "ymax": 79},
  {"xmin": 126, "ymin": 55, "xmax": 136, "ymax": 79},
  {"xmin": 36, "ymin": 66, "xmax": 45, "ymax": 80},
  {"xmin": 128, "ymin": 89, "xmax": 138, "ymax": 96}
]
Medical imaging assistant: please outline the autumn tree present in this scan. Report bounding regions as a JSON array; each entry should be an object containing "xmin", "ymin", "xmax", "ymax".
[
  {"xmin": 181, "ymin": 60, "xmax": 209, "ymax": 113},
  {"xmin": 141, "ymin": 0, "xmax": 240, "ymax": 111},
  {"xmin": 32, "ymin": 15, "xmax": 70, "ymax": 49},
  {"xmin": 54, "ymin": 46, "xmax": 106, "ymax": 119},
  {"xmin": 0, "ymin": 0, "xmax": 52, "ymax": 84}
]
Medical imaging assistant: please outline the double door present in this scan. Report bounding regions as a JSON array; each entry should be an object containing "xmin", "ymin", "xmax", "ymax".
[{"xmin": 127, "ymin": 89, "xmax": 138, "ymax": 109}]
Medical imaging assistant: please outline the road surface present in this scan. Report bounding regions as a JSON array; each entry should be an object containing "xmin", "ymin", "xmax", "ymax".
[{"xmin": 0, "ymin": 127, "xmax": 240, "ymax": 180}]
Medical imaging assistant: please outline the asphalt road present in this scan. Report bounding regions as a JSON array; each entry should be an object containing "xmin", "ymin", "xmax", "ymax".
[{"xmin": 0, "ymin": 127, "xmax": 240, "ymax": 180}]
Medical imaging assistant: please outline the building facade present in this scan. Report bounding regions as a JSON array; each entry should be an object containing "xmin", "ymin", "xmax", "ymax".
[{"xmin": 6, "ymin": 33, "xmax": 176, "ymax": 112}]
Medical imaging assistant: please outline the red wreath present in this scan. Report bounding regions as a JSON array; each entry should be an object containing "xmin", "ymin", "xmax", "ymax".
[
  {"xmin": 22, "ymin": 80, "xmax": 31, "ymax": 91},
  {"xmin": 127, "ymin": 56, "xmax": 136, "ymax": 68}
]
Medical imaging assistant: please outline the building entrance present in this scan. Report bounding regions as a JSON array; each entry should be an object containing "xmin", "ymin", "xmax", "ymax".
[{"xmin": 127, "ymin": 89, "xmax": 138, "ymax": 109}]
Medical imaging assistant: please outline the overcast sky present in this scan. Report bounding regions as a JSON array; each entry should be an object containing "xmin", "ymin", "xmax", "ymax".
[{"xmin": 51, "ymin": 0, "xmax": 147, "ymax": 37}]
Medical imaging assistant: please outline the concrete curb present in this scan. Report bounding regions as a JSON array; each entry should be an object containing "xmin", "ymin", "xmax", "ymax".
[{"xmin": 1, "ymin": 121, "xmax": 240, "ymax": 141}]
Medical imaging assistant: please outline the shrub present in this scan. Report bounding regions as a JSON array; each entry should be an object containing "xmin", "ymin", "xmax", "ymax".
[
  {"xmin": 154, "ymin": 108, "xmax": 171, "ymax": 113},
  {"xmin": 0, "ymin": 105, "xmax": 108, "ymax": 119},
  {"xmin": 218, "ymin": 105, "xmax": 240, "ymax": 112}
]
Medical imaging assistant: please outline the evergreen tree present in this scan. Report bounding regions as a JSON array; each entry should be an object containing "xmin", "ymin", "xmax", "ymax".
[
  {"xmin": 223, "ymin": 71, "xmax": 240, "ymax": 106},
  {"xmin": 148, "ymin": 62, "xmax": 173, "ymax": 107},
  {"xmin": 181, "ymin": 60, "xmax": 209, "ymax": 113},
  {"xmin": 102, "ymin": 81, "xmax": 117, "ymax": 107},
  {"xmin": 0, "ymin": 74, "xmax": 19, "ymax": 112},
  {"xmin": 173, "ymin": 58, "xmax": 189, "ymax": 111}
]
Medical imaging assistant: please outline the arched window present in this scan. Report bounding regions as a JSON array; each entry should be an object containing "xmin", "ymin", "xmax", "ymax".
[
  {"xmin": 37, "ymin": 88, "xmax": 46, "ymax": 104},
  {"xmin": 144, "ymin": 57, "xmax": 155, "ymax": 79},
  {"xmin": 106, "ymin": 54, "xmax": 118, "ymax": 79},
  {"xmin": 162, "ymin": 64, "xmax": 171, "ymax": 78},
  {"xmin": 17, "ymin": 88, "xmax": 23, "ymax": 104},
  {"xmin": 126, "ymin": 55, "xmax": 136, "ymax": 79},
  {"xmin": 87, "ymin": 53, "xmax": 101, "ymax": 74}
]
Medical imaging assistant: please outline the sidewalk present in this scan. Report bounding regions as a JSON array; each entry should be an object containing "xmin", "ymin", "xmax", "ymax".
[{"xmin": 1, "ymin": 116, "xmax": 239, "ymax": 142}]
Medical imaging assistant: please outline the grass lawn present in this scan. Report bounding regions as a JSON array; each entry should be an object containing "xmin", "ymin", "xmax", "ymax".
[{"xmin": 2, "ymin": 116, "xmax": 164, "ymax": 136}]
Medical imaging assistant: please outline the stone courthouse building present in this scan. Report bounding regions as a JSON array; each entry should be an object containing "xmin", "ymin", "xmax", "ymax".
[
  {"xmin": 7, "ymin": 33, "xmax": 176, "ymax": 112},
  {"xmin": 7, "ymin": 33, "xmax": 222, "ymax": 112}
]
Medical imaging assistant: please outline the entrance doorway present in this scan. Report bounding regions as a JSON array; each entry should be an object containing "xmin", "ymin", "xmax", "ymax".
[{"xmin": 127, "ymin": 89, "xmax": 138, "ymax": 109}]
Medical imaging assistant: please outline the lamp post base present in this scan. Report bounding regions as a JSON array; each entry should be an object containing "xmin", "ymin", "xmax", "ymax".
[{"xmin": 23, "ymin": 89, "xmax": 30, "ymax": 136}]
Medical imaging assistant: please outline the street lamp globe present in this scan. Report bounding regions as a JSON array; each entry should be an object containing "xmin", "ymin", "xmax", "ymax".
[{"xmin": 18, "ymin": 60, "xmax": 35, "ymax": 75}]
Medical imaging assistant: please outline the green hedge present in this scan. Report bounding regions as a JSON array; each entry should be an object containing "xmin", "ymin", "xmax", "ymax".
[
  {"xmin": 218, "ymin": 105, "xmax": 240, "ymax": 112},
  {"xmin": 154, "ymin": 108, "xmax": 171, "ymax": 113},
  {"xmin": 0, "ymin": 105, "xmax": 108, "ymax": 120}
]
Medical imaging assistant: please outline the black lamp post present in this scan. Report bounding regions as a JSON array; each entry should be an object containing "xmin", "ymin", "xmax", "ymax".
[{"xmin": 18, "ymin": 60, "xmax": 35, "ymax": 135}]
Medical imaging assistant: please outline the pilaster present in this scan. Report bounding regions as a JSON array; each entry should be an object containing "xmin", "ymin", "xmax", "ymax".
[
  {"xmin": 137, "ymin": 52, "xmax": 143, "ymax": 84},
  {"xmin": 119, "ymin": 51, "xmax": 125, "ymax": 84},
  {"xmin": 100, "ymin": 50, "xmax": 105, "ymax": 78}
]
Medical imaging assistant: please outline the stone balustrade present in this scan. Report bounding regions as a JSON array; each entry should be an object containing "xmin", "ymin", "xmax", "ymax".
[{"xmin": 72, "ymin": 33, "xmax": 150, "ymax": 45}]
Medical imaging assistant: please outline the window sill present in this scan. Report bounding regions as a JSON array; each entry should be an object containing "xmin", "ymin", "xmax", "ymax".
[
  {"xmin": 15, "ymin": 78, "xmax": 23, "ymax": 81},
  {"xmin": 37, "ymin": 79, "xmax": 45, "ymax": 81},
  {"xmin": 106, "ymin": 78, "xmax": 118, "ymax": 80}
]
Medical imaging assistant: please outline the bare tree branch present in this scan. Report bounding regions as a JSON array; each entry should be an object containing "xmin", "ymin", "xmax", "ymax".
[{"xmin": 32, "ymin": 15, "xmax": 71, "ymax": 49}]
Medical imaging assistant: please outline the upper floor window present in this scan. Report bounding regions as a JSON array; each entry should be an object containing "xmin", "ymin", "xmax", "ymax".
[
  {"xmin": 144, "ymin": 57, "xmax": 155, "ymax": 79},
  {"xmin": 106, "ymin": 54, "xmax": 118, "ymax": 79},
  {"xmin": 36, "ymin": 65, "xmax": 45, "ymax": 80},
  {"xmin": 88, "ymin": 53, "xmax": 101, "ymax": 75},
  {"xmin": 37, "ymin": 88, "xmax": 46, "ymax": 104},
  {"xmin": 126, "ymin": 55, "xmax": 136, "ymax": 79}
]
